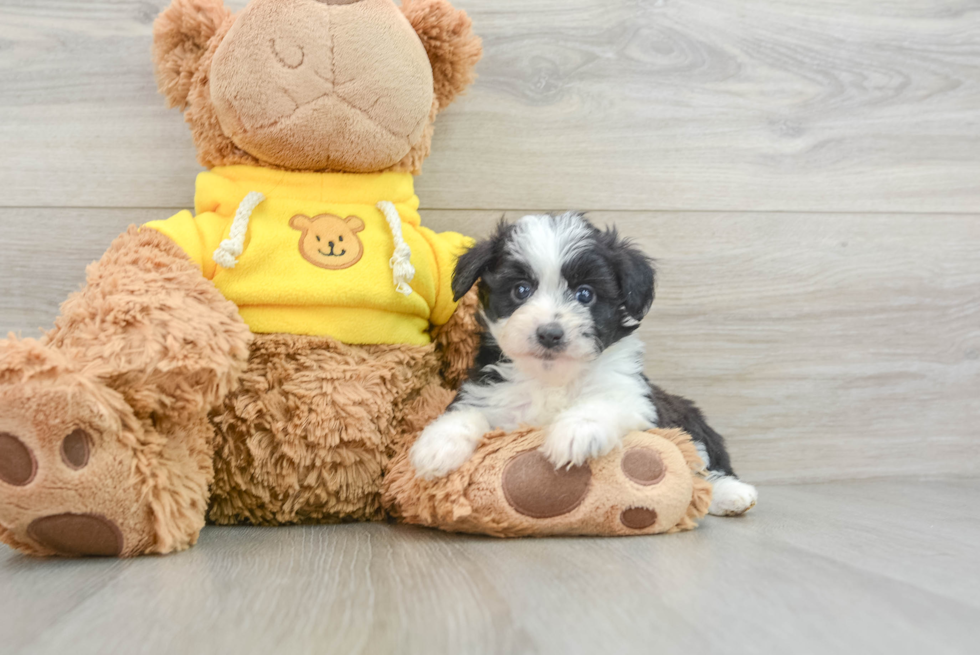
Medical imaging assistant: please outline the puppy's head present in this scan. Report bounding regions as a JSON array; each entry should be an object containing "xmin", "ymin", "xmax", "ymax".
[{"xmin": 453, "ymin": 213, "xmax": 655, "ymax": 381}]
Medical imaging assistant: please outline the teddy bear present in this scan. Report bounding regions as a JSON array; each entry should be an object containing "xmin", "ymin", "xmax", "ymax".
[{"xmin": 0, "ymin": 0, "xmax": 710, "ymax": 558}]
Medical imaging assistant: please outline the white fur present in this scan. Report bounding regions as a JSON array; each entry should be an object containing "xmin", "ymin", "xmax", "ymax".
[
  {"xmin": 485, "ymin": 214, "xmax": 598, "ymax": 384},
  {"xmin": 708, "ymin": 476, "xmax": 758, "ymax": 516},
  {"xmin": 411, "ymin": 213, "xmax": 660, "ymax": 477},
  {"xmin": 410, "ymin": 408, "xmax": 491, "ymax": 480},
  {"xmin": 696, "ymin": 442, "xmax": 711, "ymax": 472},
  {"xmin": 507, "ymin": 213, "xmax": 592, "ymax": 292},
  {"xmin": 412, "ymin": 335, "xmax": 658, "ymax": 476},
  {"xmin": 698, "ymin": 443, "xmax": 759, "ymax": 516}
]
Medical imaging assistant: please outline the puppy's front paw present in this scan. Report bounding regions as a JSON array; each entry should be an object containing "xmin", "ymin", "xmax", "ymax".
[
  {"xmin": 410, "ymin": 410, "xmax": 489, "ymax": 480},
  {"xmin": 541, "ymin": 417, "xmax": 621, "ymax": 469}
]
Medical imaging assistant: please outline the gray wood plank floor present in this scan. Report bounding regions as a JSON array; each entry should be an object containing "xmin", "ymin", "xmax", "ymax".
[{"xmin": 1, "ymin": 479, "xmax": 978, "ymax": 655}]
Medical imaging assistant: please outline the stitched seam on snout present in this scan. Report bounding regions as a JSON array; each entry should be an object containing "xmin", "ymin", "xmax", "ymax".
[
  {"xmin": 270, "ymin": 38, "xmax": 304, "ymax": 70},
  {"xmin": 327, "ymin": 5, "xmax": 337, "ymax": 86}
]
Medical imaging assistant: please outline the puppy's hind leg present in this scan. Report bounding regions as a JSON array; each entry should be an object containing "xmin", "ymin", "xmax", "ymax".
[
  {"xmin": 693, "ymin": 436, "xmax": 758, "ymax": 517},
  {"xmin": 650, "ymin": 384, "xmax": 758, "ymax": 516},
  {"xmin": 706, "ymin": 472, "xmax": 758, "ymax": 516}
]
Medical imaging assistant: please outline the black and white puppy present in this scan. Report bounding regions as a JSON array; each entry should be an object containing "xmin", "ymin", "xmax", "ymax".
[{"xmin": 411, "ymin": 212, "xmax": 758, "ymax": 516}]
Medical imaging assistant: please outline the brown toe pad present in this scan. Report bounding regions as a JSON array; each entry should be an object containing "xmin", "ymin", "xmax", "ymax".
[
  {"xmin": 621, "ymin": 507, "xmax": 658, "ymax": 530},
  {"xmin": 0, "ymin": 432, "xmax": 36, "ymax": 486},
  {"xmin": 502, "ymin": 450, "xmax": 592, "ymax": 519},
  {"xmin": 621, "ymin": 447, "xmax": 666, "ymax": 486},
  {"xmin": 27, "ymin": 513, "xmax": 124, "ymax": 557},
  {"xmin": 61, "ymin": 429, "xmax": 92, "ymax": 470}
]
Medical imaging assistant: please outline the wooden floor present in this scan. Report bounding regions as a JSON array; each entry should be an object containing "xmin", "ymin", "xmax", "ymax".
[{"xmin": 1, "ymin": 479, "xmax": 977, "ymax": 655}]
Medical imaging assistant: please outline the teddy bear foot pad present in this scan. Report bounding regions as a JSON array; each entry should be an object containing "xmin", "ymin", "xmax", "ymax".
[
  {"xmin": 0, "ymin": 376, "xmax": 158, "ymax": 557},
  {"xmin": 385, "ymin": 428, "xmax": 713, "ymax": 537}
]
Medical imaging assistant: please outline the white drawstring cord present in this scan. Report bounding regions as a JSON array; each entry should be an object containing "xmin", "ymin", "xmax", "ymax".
[
  {"xmin": 377, "ymin": 201, "xmax": 415, "ymax": 296},
  {"xmin": 213, "ymin": 191, "xmax": 265, "ymax": 269}
]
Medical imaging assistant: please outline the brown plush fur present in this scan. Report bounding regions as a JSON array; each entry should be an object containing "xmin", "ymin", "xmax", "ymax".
[
  {"xmin": 209, "ymin": 334, "xmax": 444, "ymax": 525},
  {"xmin": 384, "ymin": 428, "xmax": 712, "ymax": 537},
  {"xmin": 153, "ymin": 0, "xmax": 233, "ymax": 111},
  {"xmin": 431, "ymin": 287, "xmax": 482, "ymax": 390},
  {"xmin": 207, "ymin": 285, "xmax": 479, "ymax": 526},
  {"xmin": 0, "ymin": 228, "xmax": 250, "ymax": 555}
]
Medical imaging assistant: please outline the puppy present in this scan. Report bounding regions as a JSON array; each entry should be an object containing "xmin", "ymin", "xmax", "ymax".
[{"xmin": 411, "ymin": 212, "xmax": 757, "ymax": 516}]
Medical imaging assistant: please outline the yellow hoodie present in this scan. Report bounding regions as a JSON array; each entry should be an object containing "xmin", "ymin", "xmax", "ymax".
[{"xmin": 144, "ymin": 166, "xmax": 471, "ymax": 345}]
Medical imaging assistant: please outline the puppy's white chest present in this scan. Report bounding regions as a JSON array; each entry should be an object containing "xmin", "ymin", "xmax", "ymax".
[
  {"xmin": 522, "ymin": 383, "xmax": 573, "ymax": 426},
  {"xmin": 477, "ymin": 375, "xmax": 579, "ymax": 431}
]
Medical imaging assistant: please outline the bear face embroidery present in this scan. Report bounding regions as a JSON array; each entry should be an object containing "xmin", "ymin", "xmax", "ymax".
[{"xmin": 289, "ymin": 213, "xmax": 365, "ymax": 270}]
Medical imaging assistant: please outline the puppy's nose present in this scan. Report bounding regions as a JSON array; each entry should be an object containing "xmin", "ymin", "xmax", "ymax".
[{"xmin": 536, "ymin": 323, "xmax": 565, "ymax": 349}]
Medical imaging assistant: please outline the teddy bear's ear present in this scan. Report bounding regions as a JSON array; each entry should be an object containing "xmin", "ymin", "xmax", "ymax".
[
  {"xmin": 345, "ymin": 216, "xmax": 366, "ymax": 233},
  {"xmin": 153, "ymin": 0, "xmax": 233, "ymax": 110},
  {"xmin": 289, "ymin": 214, "xmax": 312, "ymax": 231},
  {"xmin": 401, "ymin": 0, "xmax": 483, "ymax": 112}
]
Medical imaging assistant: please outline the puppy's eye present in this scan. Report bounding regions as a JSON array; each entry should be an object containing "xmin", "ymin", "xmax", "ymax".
[
  {"xmin": 575, "ymin": 285, "xmax": 595, "ymax": 305},
  {"xmin": 513, "ymin": 282, "xmax": 533, "ymax": 301},
  {"xmin": 316, "ymin": 236, "xmax": 321, "ymax": 242},
  {"xmin": 339, "ymin": 236, "xmax": 343, "ymax": 242}
]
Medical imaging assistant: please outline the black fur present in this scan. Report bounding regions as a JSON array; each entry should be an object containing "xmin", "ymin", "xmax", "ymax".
[
  {"xmin": 562, "ymin": 225, "xmax": 655, "ymax": 349},
  {"xmin": 598, "ymin": 228, "xmax": 655, "ymax": 321},
  {"xmin": 647, "ymin": 381, "xmax": 735, "ymax": 477},
  {"xmin": 452, "ymin": 220, "xmax": 514, "ymax": 302}
]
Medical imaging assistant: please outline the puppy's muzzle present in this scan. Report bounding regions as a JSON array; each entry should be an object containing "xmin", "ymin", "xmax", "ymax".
[{"xmin": 535, "ymin": 322, "xmax": 566, "ymax": 351}]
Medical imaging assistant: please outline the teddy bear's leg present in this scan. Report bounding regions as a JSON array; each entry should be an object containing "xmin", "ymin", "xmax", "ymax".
[
  {"xmin": 386, "ymin": 428, "xmax": 714, "ymax": 537},
  {"xmin": 0, "ymin": 227, "xmax": 251, "ymax": 556},
  {"xmin": 209, "ymin": 335, "xmax": 443, "ymax": 526}
]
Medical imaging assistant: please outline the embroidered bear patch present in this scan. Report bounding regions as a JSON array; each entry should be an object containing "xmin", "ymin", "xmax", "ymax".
[{"xmin": 290, "ymin": 213, "xmax": 365, "ymax": 270}]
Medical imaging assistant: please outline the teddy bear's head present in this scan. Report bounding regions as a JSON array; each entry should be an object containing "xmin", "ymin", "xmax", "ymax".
[{"xmin": 153, "ymin": 0, "xmax": 481, "ymax": 174}]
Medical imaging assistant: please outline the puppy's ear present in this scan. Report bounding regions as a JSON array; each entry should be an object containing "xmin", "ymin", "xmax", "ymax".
[
  {"xmin": 452, "ymin": 238, "xmax": 495, "ymax": 302},
  {"xmin": 605, "ymin": 229, "xmax": 655, "ymax": 322},
  {"xmin": 153, "ymin": 0, "xmax": 232, "ymax": 110},
  {"xmin": 401, "ymin": 0, "xmax": 483, "ymax": 112}
]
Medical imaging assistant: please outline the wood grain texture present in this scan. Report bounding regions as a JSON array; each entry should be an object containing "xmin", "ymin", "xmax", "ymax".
[
  {"xmin": 2, "ymin": 208, "xmax": 978, "ymax": 483},
  {"xmin": 1, "ymin": 480, "xmax": 979, "ymax": 655},
  {"xmin": 0, "ymin": 0, "xmax": 979, "ymax": 210}
]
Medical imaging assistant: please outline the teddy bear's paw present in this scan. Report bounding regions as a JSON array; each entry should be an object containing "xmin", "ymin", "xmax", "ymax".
[
  {"xmin": 707, "ymin": 476, "xmax": 758, "ymax": 516},
  {"xmin": 486, "ymin": 431, "xmax": 705, "ymax": 536},
  {"xmin": 0, "ymin": 380, "xmax": 157, "ymax": 557}
]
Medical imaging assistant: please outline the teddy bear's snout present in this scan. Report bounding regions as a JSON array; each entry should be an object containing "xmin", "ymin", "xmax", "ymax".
[{"xmin": 209, "ymin": 0, "xmax": 434, "ymax": 172}]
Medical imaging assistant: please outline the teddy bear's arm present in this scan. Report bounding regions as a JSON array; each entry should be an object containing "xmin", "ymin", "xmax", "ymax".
[
  {"xmin": 431, "ymin": 286, "xmax": 481, "ymax": 390},
  {"xmin": 143, "ymin": 210, "xmax": 230, "ymax": 280},
  {"xmin": 414, "ymin": 226, "xmax": 473, "ymax": 327}
]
